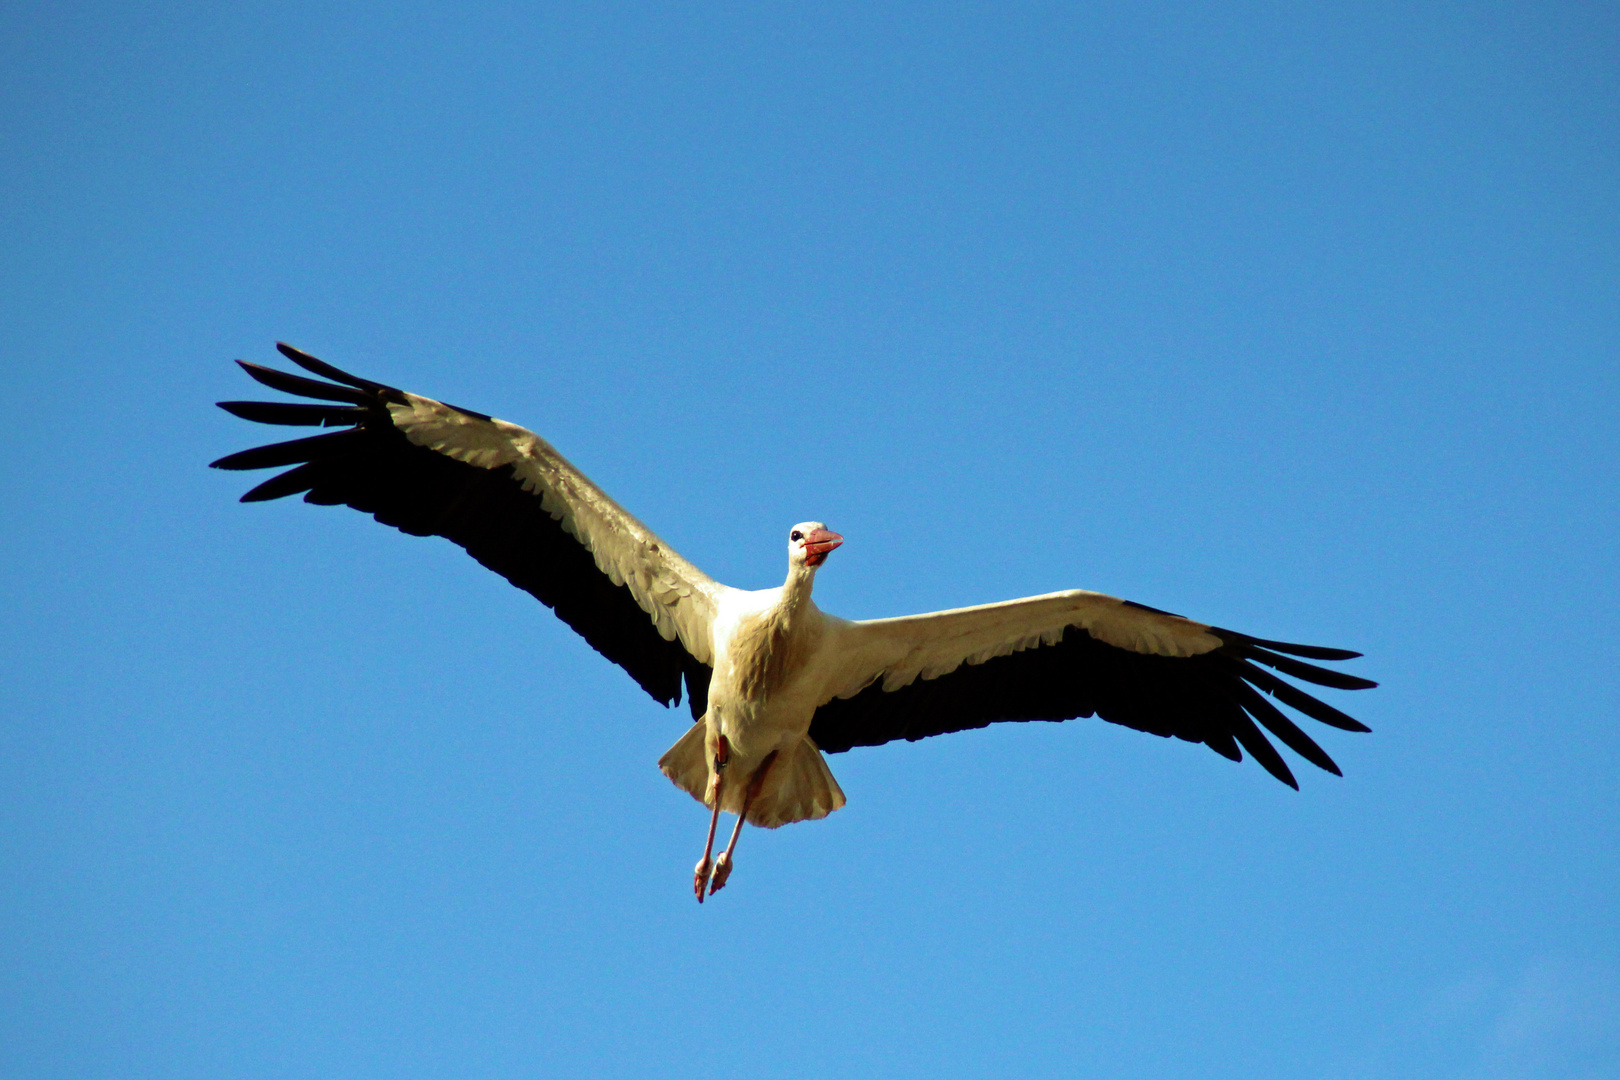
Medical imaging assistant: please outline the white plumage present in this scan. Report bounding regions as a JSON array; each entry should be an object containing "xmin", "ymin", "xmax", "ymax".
[{"xmin": 215, "ymin": 344, "xmax": 1376, "ymax": 900}]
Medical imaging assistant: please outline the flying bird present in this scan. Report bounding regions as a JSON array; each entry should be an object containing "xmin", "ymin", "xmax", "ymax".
[{"xmin": 214, "ymin": 344, "xmax": 1376, "ymax": 901}]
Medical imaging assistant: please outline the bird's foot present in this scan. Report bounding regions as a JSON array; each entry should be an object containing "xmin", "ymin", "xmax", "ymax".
[
  {"xmin": 708, "ymin": 852, "xmax": 733, "ymax": 896},
  {"xmin": 693, "ymin": 856, "xmax": 712, "ymax": 903}
]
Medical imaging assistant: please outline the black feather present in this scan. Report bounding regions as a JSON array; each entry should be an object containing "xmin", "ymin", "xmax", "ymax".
[
  {"xmin": 1203, "ymin": 727, "xmax": 1243, "ymax": 762},
  {"xmin": 275, "ymin": 343, "xmax": 399, "ymax": 398},
  {"xmin": 1214, "ymin": 628, "xmax": 1363, "ymax": 661},
  {"xmin": 241, "ymin": 463, "xmax": 322, "ymax": 502},
  {"xmin": 210, "ymin": 429, "xmax": 368, "ymax": 471},
  {"xmin": 217, "ymin": 401, "xmax": 367, "ymax": 427},
  {"xmin": 1224, "ymin": 656, "xmax": 1373, "ymax": 733},
  {"xmin": 1240, "ymin": 645, "xmax": 1380, "ymax": 690},
  {"xmin": 1229, "ymin": 679, "xmax": 1342, "ymax": 776},
  {"xmin": 236, "ymin": 361, "xmax": 370, "ymax": 404},
  {"xmin": 1225, "ymin": 707, "xmax": 1298, "ymax": 789}
]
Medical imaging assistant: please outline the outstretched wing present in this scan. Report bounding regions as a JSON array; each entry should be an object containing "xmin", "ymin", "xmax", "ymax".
[
  {"xmin": 809, "ymin": 591, "xmax": 1374, "ymax": 788},
  {"xmin": 212, "ymin": 343, "xmax": 719, "ymax": 715}
]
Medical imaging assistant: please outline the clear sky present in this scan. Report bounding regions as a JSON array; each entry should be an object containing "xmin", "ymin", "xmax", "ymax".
[{"xmin": 3, "ymin": 3, "xmax": 1616, "ymax": 1078}]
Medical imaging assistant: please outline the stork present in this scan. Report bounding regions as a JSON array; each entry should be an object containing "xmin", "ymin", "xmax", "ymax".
[{"xmin": 213, "ymin": 345, "xmax": 1376, "ymax": 901}]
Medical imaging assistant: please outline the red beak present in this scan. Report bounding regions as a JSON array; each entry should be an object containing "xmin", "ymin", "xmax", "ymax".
[{"xmin": 803, "ymin": 528, "xmax": 843, "ymax": 567}]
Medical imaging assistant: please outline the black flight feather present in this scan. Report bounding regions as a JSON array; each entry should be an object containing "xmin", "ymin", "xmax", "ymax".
[
  {"xmin": 1214, "ymin": 628, "xmax": 1363, "ymax": 661},
  {"xmin": 276, "ymin": 342, "xmax": 398, "ymax": 397},
  {"xmin": 241, "ymin": 462, "xmax": 324, "ymax": 502},
  {"xmin": 1225, "ymin": 706, "xmax": 1299, "ymax": 789},
  {"xmin": 1220, "ymin": 656, "xmax": 1372, "ymax": 733},
  {"xmin": 236, "ymin": 360, "xmax": 371, "ymax": 405},
  {"xmin": 1240, "ymin": 644, "xmax": 1380, "ymax": 691},
  {"xmin": 1229, "ymin": 679, "xmax": 1342, "ymax": 776},
  {"xmin": 210, "ymin": 429, "xmax": 369, "ymax": 471},
  {"xmin": 217, "ymin": 401, "xmax": 368, "ymax": 427}
]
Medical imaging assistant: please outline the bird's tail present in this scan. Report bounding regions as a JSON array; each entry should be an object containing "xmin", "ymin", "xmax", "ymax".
[
  {"xmin": 745, "ymin": 735, "xmax": 846, "ymax": 829},
  {"xmin": 658, "ymin": 721, "xmax": 711, "ymax": 805},
  {"xmin": 657, "ymin": 723, "xmax": 846, "ymax": 828}
]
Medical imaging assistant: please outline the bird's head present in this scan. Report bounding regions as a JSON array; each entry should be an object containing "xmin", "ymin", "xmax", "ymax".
[{"xmin": 788, "ymin": 521, "xmax": 843, "ymax": 570}]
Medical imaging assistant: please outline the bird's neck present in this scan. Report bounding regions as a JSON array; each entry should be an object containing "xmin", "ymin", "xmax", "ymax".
[
  {"xmin": 727, "ymin": 566, "xmax": 820, "ymax": 702},
  {"xmin": 778, "ymin": 564, "xmax": 817, "ymax": 615}
]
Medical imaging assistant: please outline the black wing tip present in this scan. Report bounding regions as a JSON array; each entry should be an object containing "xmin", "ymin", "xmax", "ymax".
[
  {"xmin": 1311, "ymin": 709, "xmax": 1373, "ymax": 734},
  {"xmin": 1310, "ymin": 671, "xmax": 1379, "ymax": 692},
  {"xmin": 1233, "ymin": 683, "xmax": 1346, "ymax": 778},
  {"xmin": 1213, "ymin": 627, "xmax": 1365, "ymax": 662},
  {"xmin": 1221, "ymin": 655, "xmax": 1376, "ymax": 734},
  {"xmin": 234, "ymin": 358, "xmax": 312, "ymax": 385},
  {"xmin": 207, "ymin": 430, "xmax": 363, "ymax": 472},
  {"xmin": 1237, "ymin": 644, "xmax": 1380, "ymax": 691},
  {"xmin": 274, "ymin": 342, "xmax": 395, "ymax": 396},
  {"xmin": 1257, "ymin": 748, "xmax": 1300, "ymax": 789},
  {"xmin": 239, "ymin": 484, "xmax": 285, "ymax": 503},
  {"xmin": 210, "ymin": 450, "xmax": 267, "ymax": 471},
  {"xmin": 1284, "ymin": 644, "xmax": 1365, "ymax": 661},
  {"xmin": 215, "ymin": 400, "xmax": 368, "ymax": 429},
  {"xmin": 234, "ymin": 361, "xmax": 362, "ymax": 402}
]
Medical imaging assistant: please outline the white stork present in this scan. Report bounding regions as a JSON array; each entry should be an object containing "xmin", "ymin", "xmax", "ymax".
[{"xmin": 214, "ymin": 344, "xmax": 1376, "ymax": 901}]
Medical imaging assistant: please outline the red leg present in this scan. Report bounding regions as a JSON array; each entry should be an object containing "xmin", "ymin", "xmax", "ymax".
[
  {"xmin": 693, "ymin": 735, "xmax": 729, "ymax": 903},
  {"xmin": 708, "ymin": 749, "xmax": 777, "ymax": 897}
]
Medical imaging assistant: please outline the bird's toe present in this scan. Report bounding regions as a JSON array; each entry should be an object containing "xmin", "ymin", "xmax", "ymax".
[
  {"xmin": 693, "ymin": 857, "xmax": 712, "ymax": 903},
  {"xmin": 708, "ymin": 853, "xmax": 733, "ymax": 896}
]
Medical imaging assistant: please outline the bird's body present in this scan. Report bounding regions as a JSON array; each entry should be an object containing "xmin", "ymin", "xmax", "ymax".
[
  {"xmin": 214, "ymin": 344, "xmax": 1377, "ymax": 900},
  {"xmin": 663, "ymin": 574, "xmax": 850, "ymax": 827}
]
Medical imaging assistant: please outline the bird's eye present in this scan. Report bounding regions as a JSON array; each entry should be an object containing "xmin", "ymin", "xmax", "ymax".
[{"xmin": 790, "ymin": 530, "xmax": 803, "ymax": 542}]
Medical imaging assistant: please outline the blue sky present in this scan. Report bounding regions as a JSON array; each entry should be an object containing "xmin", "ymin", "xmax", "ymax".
[{"xmin": 3, "ymin": 3, "xmax": 1616, "ymax": 1077}]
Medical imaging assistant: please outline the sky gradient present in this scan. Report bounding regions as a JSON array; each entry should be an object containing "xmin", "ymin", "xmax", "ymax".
[{"xmin": 3, "ymin": 3, "xmax": 1617, "ymax": 1078}]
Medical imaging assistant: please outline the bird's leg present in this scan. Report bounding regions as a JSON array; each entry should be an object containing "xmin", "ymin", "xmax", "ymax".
[
  {"xmin": 708, "ymin": 749, "xmax": 778, "ymax": 898},
  {"xmin": 693, "ymin": 735, "xmax": 730, "ymax": 903}
]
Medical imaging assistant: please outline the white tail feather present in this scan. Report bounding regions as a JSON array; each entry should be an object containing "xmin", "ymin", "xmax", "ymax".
[
  {"xmin": 657, "ymin": 724, "xmax": 847, "ymax": 828},
  {"xmin": 658, "ymin": 721, "xmax": 710, "ymax": 805},
  {"xmin": 747, "ymin": 736, "xmax": 846, "ymax": 829}
]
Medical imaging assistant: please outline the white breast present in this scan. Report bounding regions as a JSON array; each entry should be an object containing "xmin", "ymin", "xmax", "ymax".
[{"xmin": 706, "ymin": 588, "xmax": 835, "ymax": 756}]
